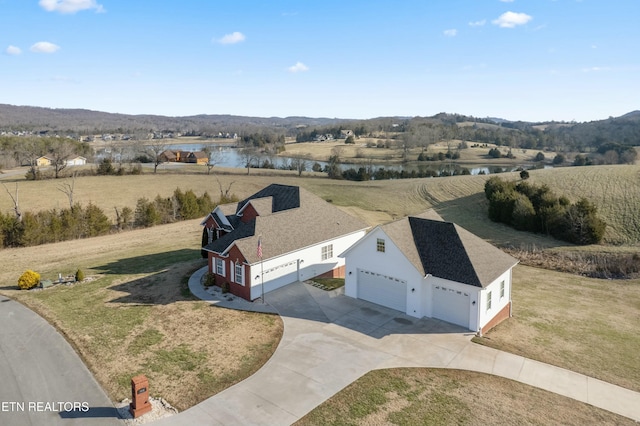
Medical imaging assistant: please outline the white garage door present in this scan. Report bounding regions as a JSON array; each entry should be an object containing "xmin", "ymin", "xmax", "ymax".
[
  {"xmin": 263, "ymin": 260, "xmax": 298, "ymax": 293},
  {"xmin": 357, "ymin": 269, "xmax": 407, "ymax": 312},
  {"xmin": 432, "ymin": 285, "xmax": 470, "ymax": 328}
]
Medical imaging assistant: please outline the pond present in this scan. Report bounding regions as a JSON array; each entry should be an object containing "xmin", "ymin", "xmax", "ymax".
[{"xmin": 99, "ymin": 143, "xmax": 550, "ymax": 176}]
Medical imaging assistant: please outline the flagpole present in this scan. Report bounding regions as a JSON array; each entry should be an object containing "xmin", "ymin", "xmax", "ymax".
[
  {"xmin": 258, "ymin": 235, "xmax": 265, "ymax": 304},
  {"xmin": 261, "ymin": 254, "xmax": 264, "ymax": 304}
]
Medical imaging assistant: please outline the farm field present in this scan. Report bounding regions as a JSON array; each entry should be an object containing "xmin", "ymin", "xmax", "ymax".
[
  {"xmin": 282, "ymin": 139, "xmax": 540, "ymax": 167},
  {"xmin": 2, "ymin": 164, "xmax": 639, "ymax": 245}
]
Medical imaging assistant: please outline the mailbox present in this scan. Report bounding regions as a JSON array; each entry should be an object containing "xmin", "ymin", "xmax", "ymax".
[{"xmin": 129, "ymin": 374, "xmax": 152, "ymax": 418}]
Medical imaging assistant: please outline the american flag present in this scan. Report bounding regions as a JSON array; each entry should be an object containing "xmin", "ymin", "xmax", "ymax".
[{"xmin": 257, "ymin": 237, "xmax": 263, "ymax": 259}]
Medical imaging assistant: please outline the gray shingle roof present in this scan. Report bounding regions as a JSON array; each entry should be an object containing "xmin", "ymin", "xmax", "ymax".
[
  {"xmin": 382, "ymin": 211, "xmax": 518, "ymax": 288},
  {"xmin": 204, "ymin": 184, "xmax": 368, "ymax": 264},
  {"xmin": 236, "ymin": 184, "xmax": 300, "ymax": 214}
]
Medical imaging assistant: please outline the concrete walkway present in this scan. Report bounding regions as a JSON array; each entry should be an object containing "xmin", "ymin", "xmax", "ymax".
[
  {"xmin": 153, "ymin": 270, "xmax": 640, "ymax": 424},
  {"xmin": 0, "ymin": 295, "xmax": 120, "ymax": 426}
]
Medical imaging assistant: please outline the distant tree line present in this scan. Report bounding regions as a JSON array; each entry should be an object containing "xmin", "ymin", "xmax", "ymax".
[
  {"xmin": 484, "ymin": 177, "xmax": 606, "ymax": 245},
  {"xmin": 0, "ymin": 188, "xmax": 225, "ymax": 248}
]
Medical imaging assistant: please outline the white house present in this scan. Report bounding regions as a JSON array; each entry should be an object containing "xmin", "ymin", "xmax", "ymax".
[
  {"xmin": 340, "ymin": 210, "xmax": 519, "ymax": 334},
  {"xmin": 201, "ymin": 184, "xmax": 369, "ymax": 301},
  {"xmin": 66, "ymin": 156, "xmax": 87, "ymax": 166}
]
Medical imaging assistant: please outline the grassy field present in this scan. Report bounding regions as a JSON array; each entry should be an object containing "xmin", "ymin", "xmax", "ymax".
[
  {"xmin": 296, "ymin": 368, "xmax": 635, "ymax": 426},
  {"xmin": 282, "ymin": 139, "xmax": 538, "ymax": 166},
  {"xmin": 0, "ymin": 220, "xmax": 283, "ymax": 410},
  {"xmin": 474, "ymin": 265, "xmax": 640, "ymax": 393},
  {"xmin": 3, "ymin": 164, "xmax": 637, "ymax": 245},
  {"xmin": 1, "ymin": 163, "xmax": 640, "ymax": 419}
]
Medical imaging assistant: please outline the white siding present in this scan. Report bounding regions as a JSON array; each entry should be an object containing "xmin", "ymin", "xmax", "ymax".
[
  {"xmin": 343, "ymin": 228, "xmax": 425, "ymax": 318},
  {"xmin": 478, "ymin": 268, "xmax": 512, "ymax": 330},
  {"xmin": 249, "ymin": 230, "xmax": 365, "ymax": 300}
]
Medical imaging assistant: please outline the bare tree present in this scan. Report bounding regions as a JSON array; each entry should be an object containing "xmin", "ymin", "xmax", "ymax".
[
  {"xmin": 2, "ymin": 182, "xmax": 22, "ymax": 222},
  {"xmin": 215, "ymin": 176, "xmax": 235, "ymax": 202},
  {"xmin": 238, "ymin": 147, "xmax": 259, "ymax": 175},
  {"xmin": 202, "ymin": 145, "xmax": 226, "ymax": 175},
  {"xmin": 140, "ymin": 140, "xmax": 169, "ymax": 173},
  {"xmin": 16, "ymin": 137, "xmax": 45, "ymax": 179},
  {"xmin": 47, "ymin": 139, "xmax": 77, "ymax": 178},
  {"xmin": 57, "ymin": 172, "xmax": 77, "ymax": 209},
  {"xmin": 290, "ymin": 156, "xmax": 308, "ymax": 177}
]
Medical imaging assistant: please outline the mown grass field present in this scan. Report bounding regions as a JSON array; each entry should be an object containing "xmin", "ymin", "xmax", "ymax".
[
  {"xmin": 1, "ymin": 163, "xmax": 640, "ymax": 419},
  {"xmin": 0, "ymin": 220, "xmax": 283, "ymax": 410},
  {"xmin": 296, "ymin": 368, "xmax": 635, "ymax": 426}
]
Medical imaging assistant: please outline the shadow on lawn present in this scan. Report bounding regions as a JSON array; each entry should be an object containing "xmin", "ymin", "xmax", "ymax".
[
  {"xmin": 98, "ymin": 249, "xmax": 204, "ymax": 305},
  {"xmin": 94, "ymin": 249, "xmax": 201, "ymax": 275},
  {"xmin": 428, "ymin": 192, "xmax": 565, "ymax": 250}
]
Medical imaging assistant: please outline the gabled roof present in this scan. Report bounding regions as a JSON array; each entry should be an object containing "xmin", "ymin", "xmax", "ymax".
[
  {"xmin": 236, "ymin": 184, "xmax": 300, "ymax": 214},
  {"xmin": 203, "ymin": 184, "xmax": 368, "ymax": 264},
  {"xmin": 377, "ymin": 210, "xmax": 518, "ymax": 288}
]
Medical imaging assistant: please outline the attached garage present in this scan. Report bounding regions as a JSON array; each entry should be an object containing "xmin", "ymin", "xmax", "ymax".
[
  {"xmin": 357, "ymin": 269, "xmax": 407, "ymax": 312},
  {"xmin": 262, "ymin": 260, "xmax": 298, "ymax": 293},
  {"xmin": 432, "ymin": 285, "xmax": 470, "ymax": 328},
  {"xmin": 342, "ymin": 211, "xmax": 519, "ymax": 333}
]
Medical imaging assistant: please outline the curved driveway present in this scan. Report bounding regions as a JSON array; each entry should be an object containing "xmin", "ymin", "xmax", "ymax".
[
  {"xmin": 0, "ymin": 295, "xmax": 120, "ymax": 426},
  {"xmin": 152, "ymin": 270, "xmax": 640, "ymax": 425}
]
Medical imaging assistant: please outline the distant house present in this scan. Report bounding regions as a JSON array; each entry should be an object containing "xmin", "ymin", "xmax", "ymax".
[
  {"xmin": 201, "ymin": 184, "xmax": 368, "ymax": 301},
  {"xmin": 36, "ymin": 156, "xmax": 52, "ymax": 166},
  {"xmin": 341, "ymin": 210, "xmax": 519, "ymax": 334},
  {"xmin": 159, "ymin": 150, "xmax": 178, "ymax": 162},
  {"xmin": 159, "ymin": 149, "xmax": 208, "ymax": 164},
  {"xmin": 186, "ymin": 151, "xmax": 209, "ymax": 165},
  {"xmin": 66, "ymin": 156, "xmax": 87, "ymax": 166},
  {"xmin": 340, "ymin": 130, "xmax": 354, "ymax": 138}
]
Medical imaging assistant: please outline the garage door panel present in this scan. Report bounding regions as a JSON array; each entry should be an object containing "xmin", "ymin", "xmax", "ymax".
[
  {"xmin": 357, "ymin": 269, "xmax": 406, "ymax": 312},
  {"xmin": 432, "ymin": 285, "xmax": 470, "ymax": 328}
]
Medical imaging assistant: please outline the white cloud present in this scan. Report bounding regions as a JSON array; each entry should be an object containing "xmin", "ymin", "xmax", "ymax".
[
  {"xmin": 443, "ymin": 29, "xmax": 458, "ymax": 37},
  {"xmin": 39, "ymin": 0, "xmax": 105, "ymax": 14},
  {"xmin": 492, "ymin": 11, "xmax": 533, "ymax": 28},
  {"xmin": 5, "ymin": 45, "xmax": 22, "ymax": 55},
  {"xmin": 469, "ymin": 20, "xmax": 486, "ymax": 27},
  {"xmin": 582, "ymin": 66, "xmax": 611, "ymax": 73},
  {"xmin": 215, "ymin": 32, "xmax": 246, "ymax": 45},
  {"xmin": 30, "ymin": 41, "xmax": 61, "ymax": 53},
  {"xmin": 288, "ymin": 62, "xmax": 309, "ymax": 73}
]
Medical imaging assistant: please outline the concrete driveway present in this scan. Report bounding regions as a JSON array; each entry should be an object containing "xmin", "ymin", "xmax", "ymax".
[
  {"xmin": 154, "ymin": 277, "xmax": 640, "ymax": 425},
  {"xmin": 0, "ymin": 295, "xmax": 120, "ymax": 426}
]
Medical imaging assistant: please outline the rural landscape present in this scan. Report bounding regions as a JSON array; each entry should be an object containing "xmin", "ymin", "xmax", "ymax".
[{"xmin": 0, "ymin": 103, "xmax": 639, "ymax": 424}]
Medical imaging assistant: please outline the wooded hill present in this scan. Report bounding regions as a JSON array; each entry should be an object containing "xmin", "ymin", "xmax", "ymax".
[{"xmin": 1, "ymin": 103, "xmax": 638, "ymax": 154}]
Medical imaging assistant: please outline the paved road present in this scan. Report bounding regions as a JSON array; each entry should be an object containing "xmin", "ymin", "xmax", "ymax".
[
  {"xmin": 0, "ymin": 295, "xmax": 120, "ymax": 426},
  {"xmin": 152, "ymin": 272, "xmax": 640, "ymax": 425}
]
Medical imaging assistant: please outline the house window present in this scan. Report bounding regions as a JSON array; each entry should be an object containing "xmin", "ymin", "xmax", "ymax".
[
  {"xmin": 376, "ymin": 238, "xmax": 385, "ymax": 253},
  {"xmin": 235, "ymin": 262, "xmax": 244, "ymax": 285},
  {"xmin": 486, "ymin": 291, "xmax": 492, "ymax": 311},
  {"xmin": 321, "ymin": 244, "xmax": 333, "ymax": 261},
  {"xmin": 215, "ymin": 258, "xmax": 225, "ymax": 276},
  {"xmin": 500, "ymin": 281, "xmax": 505, "ymax": 299}
]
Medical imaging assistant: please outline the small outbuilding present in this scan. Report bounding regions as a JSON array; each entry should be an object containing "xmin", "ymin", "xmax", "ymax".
[{"xmin": 340, "ymin": 210, "xmax": 518, "ymax": 334}]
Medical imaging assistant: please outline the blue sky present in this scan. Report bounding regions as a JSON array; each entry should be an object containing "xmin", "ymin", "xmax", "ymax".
[{"xmin": 1, "ymin": 0, "xmax": 638, "ymax": 122}]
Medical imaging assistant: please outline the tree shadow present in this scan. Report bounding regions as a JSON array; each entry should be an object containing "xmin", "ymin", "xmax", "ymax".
[
  {"xmin": 93, "ymin": 249, "xmax": 200, "ymax": 275},
  {"xmin": 429, "ymin": 192, "xmax": 566, "ymax": 249}
]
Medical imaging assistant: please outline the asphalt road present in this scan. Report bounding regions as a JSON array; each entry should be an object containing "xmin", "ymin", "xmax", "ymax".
[{"xmin": 0, "ymin": 295, "xmax": 121, "ymax": 426}]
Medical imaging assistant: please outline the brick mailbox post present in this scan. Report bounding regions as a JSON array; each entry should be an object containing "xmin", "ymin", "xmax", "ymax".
[{"xmin": 129, "ymin": 374, "xmax": 152, "ymax": 418}]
